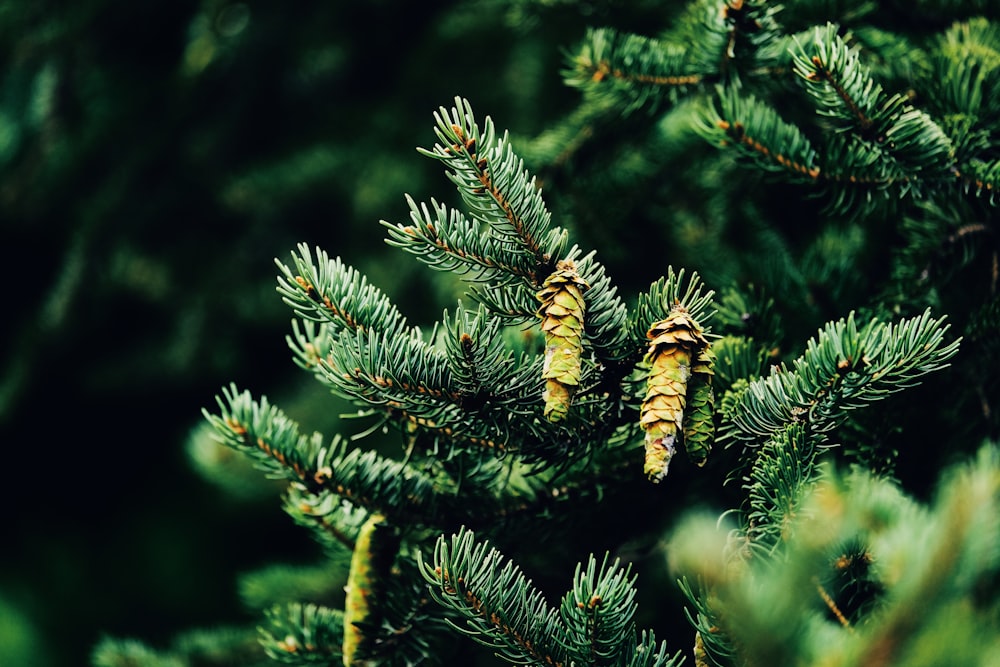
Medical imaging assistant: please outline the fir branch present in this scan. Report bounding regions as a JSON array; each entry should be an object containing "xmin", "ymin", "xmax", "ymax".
[
  {"xmin": 711, "ymin": 335, "xmax": 771, "ymax": 389},
  {"xmin": 301, "ymin": 435, "xmax": 517, "ymax": 533},
  {"xmin": 939, "ymin": 15, "xmax": 1000, "ymax": 61},
  {"xmin": 419, "ymin": 529, "xmax": 681, "ymax": 667},
  {"xmin": 238, "ymin": 562, "xmax": 347, "ymax": 613},
  {"xmin": 90, "ymin": 638, "xmax": 187, "ymax": 667},
  {"xmin": 674, "ymin": 446, "xmax": 1000, "ymax": 667},
  {"xmin": 677, "ymin": 577, "xmax": 737, "ymax": 667},
  {"xmin": 565, "ymin": 27, "xmax": 706, "ymax": 114},
  {"xmin": 723, "ymin": 309, "xmax": 961, "ymax": 444},
  {"xmin": 626, "ymin": 631, "xmax": 684, "ymax": 667},
  {"xmin": 285, "ymin": 319, "xmax": 334, "ymax": 374},
  {"xmin": 714, "ymin": 283, "xmax": 781, "ymax": 341},
  {"xmin": 259, "ymin": 602, "xmax": 343, "ymax": 665},
  {"xmin": 283, "ymin": 484, "xmax": 363, "ymax": 556},
  {"xmin": 383, "ymin": 195, "xmax": 538, "ymax": 287},
  {"xmin": 792, "ymin": 24, "xmax": 895, "ymax": 137},
  {"xmin": 439, "ymin": 304, "xmax": 548, "ymax": 451},
  {"xmin": 391, "ymin": 406, "xmax": 513, "ymax": 456},
  {"xmin": 204, "ymin": 386, "xmax": 477, "ymax": 525},
  {"xmin": 441, "ymin": 303, "xmax": 538, "ymax": 406},
  {"xmin": 957, "ymin": 158, "xmax": 1000, "ymax": 203},
  {"xmin": 558, "ymin": 555, "xmax": 638, "ymax": 666},
  {"xmin": 316, "ymin": 327, "xmax": 489, "ymax": 443},
  {"xmin": 471, "ymin": 281, "xmax": 545, "ymax": 322},
  {"xmin": 713, "ymin": 0, "xmax": 786, "ymax": 72},
  {"xmin": 514, "ymin": 97, "xmax": 615, "ymax": 174},
  {"xmin": 574, "ymin": 248, "xmax": 630, "ymax": 362},
  {"xmin": 850, "ymin": 445, "xmax": 1000, "ymax": 666},
  {"xmin": 203, "ymin": 384, "xmax": 321, "ymax": 487},
  {"xmin": 276, "ymin": 243, "xmax": 412, "ymax": 338},
  {"xmin": 630, "ymin": 266, "xmax": 715, "ymax": 352},
  {"xmin": 307, "ymin": 436, "xmax": 443, "ymax": 525},
  {"xmin": 775, "ymin": 0, "xmax": 879, "ymax": 29},
  {"xmin": 418, "ymin": 528, "xmax": 570, "ymax": 666},
  {"xmin": 792, "ymin": 24, "xmax": 954, "ymax": 175},
  {"xmin": 698, "ymin": 87, "xmax": 822, "ymax": 181},
  {"xmin": 321, "ymin": 327, "xmax": 460, "ymax": 408},
  {"xmin": 926, "ymin": 17, "xmax": 1000, "ymax": 158},
  {"xmin": 817, "ymin": 134, "xmax": 914, "ymax": 214},
  {"xmin": 417, "ymin": 96, "xmax": 567, "ymax": 281},
  {"xmin": 884, "ymin": 201, "xmax": 993, "ymax": 306},
  {"xmin": 312, "ymin": 316, "xmax": 550, "ymax": 451},
  {"xmin": 743, "ymin": 422, "xmax": 825, "ymax": 555}
]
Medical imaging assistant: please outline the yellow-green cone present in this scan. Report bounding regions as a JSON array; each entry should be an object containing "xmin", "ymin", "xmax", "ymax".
[
  {"xmin": 343, "ymin": 513, "xmax": 393, "ymax": 666},
  {"xmin": 641, "ymin": 307, "xmax": 712, "ymax": 482},
  {"xmin": 537, "ymin": 259, "xmax": 589, "ymax": 422}
]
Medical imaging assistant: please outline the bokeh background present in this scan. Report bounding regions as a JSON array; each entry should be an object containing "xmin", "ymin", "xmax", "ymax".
[{"xmin": 1, "ymin": 2, "xmax": 665, "ymax": 665}]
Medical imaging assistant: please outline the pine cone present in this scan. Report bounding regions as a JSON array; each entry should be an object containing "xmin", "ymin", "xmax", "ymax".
[
  {"xmin": 683, "ymin": 346, "xmax": 716, "ymax": 467},
  {"xmin": 343, "ymin": 514, "xmax": 382, "ymax": 662},
  {"xmin": 537, "ymin": 259, "xmax": 589, "ymax": 422},
  {"xmin": 641, "ymin": 307, "xmax": 711, "ymax": 482}
]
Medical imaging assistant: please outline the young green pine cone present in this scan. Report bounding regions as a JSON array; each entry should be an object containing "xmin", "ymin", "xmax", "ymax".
[
  {"xmin": 536, "ymin": 259, "xmax": 589, "ymax": 422},
  {"xmin": 343, "ymin": 514, "xmax": 399, "ymax": 666},
  {"xmin": 682, "ymin": 346, "xmax": 715, "ymax": 467},
  {"xmin": 641, "ymin": 308, "xmax": 710, "ymax": 482}
]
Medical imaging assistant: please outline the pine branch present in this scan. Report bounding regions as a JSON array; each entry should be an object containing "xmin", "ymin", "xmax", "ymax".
[
  {"xmin": 384, "ymin": 195, "xmax": 538, "ymax": 287},
  {"xmin": 792, "ymin": 24, "xmax": 954, "ymax": 178},
  {"xmin": 419, "ymin": 528, "xmax": 570, "ymax": 666},
  {"xmin": 566, "ymin": 27, "xmax": 707, "ymax": 114},
  {"xmin": 418, "ymin": 528, "xmax": 682, "ymax": 667},
  {"xmin": 203, "ymin": 384, "xmax": 322, "ymax": 487},
  {"xmin": 558, "ymin": 555, "xmax": 638, "ymax": 666},
  {"xmin": 416, "ymin": 96, "xmax": 567, "ymax": 282},
  {"xmin": 697, "ymin": 87, "xmax": 822, "ymax": 182},
  {"xmin": 630, "ymin": 266, "xmax": 716, "ymax": 351},
  {"xmin": 259, "ymin": 603, "xmax": 344, "ymax": 665},
  {"xmin": 276, "ymin": 243, "xmax": 412, "ymax": 338},
  {"xmin": 722, "ymin": 309, "xmax": 961, "ymax": 444},
  {"xmin": 743, "ymin": 422, "xmax": 825, "ymax": 556}
]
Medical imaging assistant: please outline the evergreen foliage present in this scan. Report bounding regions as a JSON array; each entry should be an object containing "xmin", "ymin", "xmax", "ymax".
[{"xmin": 87, "ymin": 2, "xmax": 1000, "ymax": 666}]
